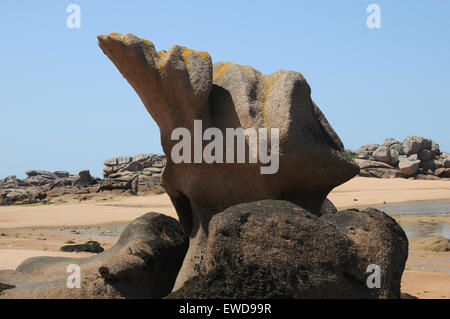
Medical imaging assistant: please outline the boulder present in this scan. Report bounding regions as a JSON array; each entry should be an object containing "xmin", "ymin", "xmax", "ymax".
[
  {"xmin": 431, "ymin": 141, "xmax": 441, "ymax": 156},
  {"xmin": 0, "ymin": 213, "xmax": 188, "ymax": 299},
  {"xmin": 418, "ymin": 149, "xmax": 432, "ymax": 161},
  {"xmin": 98, "ymin": 33, "xmax": 359, "ymax": 288},
  {"xmin": 320, "ymin": 207, "xmax": 408, "ymax": 298},
  {"xmin": 389, "ymin": 143, "xmax": 404, "ymax": 156},
  {"xmin": 169, "ymin": 200, "xmax": 407, "ymax": 299},
  {"xmin": 372, "ymin": 146, "xmax": 391, "ymax": 164},
  {"xmin": 121, "ymin": 161, "xmax": 143, "ymax": 172},
  {"xmin": 136, "ymin": 175, "xmax": 165, "ymax": 194},
  {"xmin": 74, "ymin": 170, "xmax": 92, "ymax": 187},
  {"xmin": 117, "ymin": 156, "xmax": 133, "ymax": 165},
  {"xmin": 320, "ymin": 198, "xmax": 338, "ymax": 215},
  {"xmin": 104, "ymin": 156, "xmax": 132, "ymax": 166},
  {"xmin": 389, "ymin": 149, "xmax": 399, "ymax": 166},
  {"xmin": 53, "ymin": 171, "xmax": 70, "ymax": 178},
  {"xmin": 103, "ymin": 165, "xmax": 120, "ymax": 177},
  {"xmin": 443, "ymin": 157, "xmax": 450, "ymax": 168},
  {"xmin": 4, "ymin": 175, "xmax": 17, "ymax": 183},
  {"xmin": 25, "ymin": 170, "xmax": 56, "ymax": 179},
  {"xmin": 354, "ymin": 159, "xmax": 395, "ymax": 170},
  {"xmin": 434, "ymin": 167, "xmax": 446, "ymax": 177},
  {"xmin": 355, "ymin": 144, "xmax": 380, "ymax": 156},
  {"xmin": 60, "ymin": 241, "xmax": 104, "ymax": 253},
  {"xmin": 359, "ymin": 169, "xmax": 374, "ymax": 178},
  {"xmin": 364, "ymin": 168, "xmax": 403, "ymax": 179},
  {"xmin": 104, "ymin": 157, "xmax": 119, "ymax": 166},
  {"xmin": 383, "ymin": 138, "xmax": 400, "ymax": 148},
  {"xmin": 402, "ymin": 136, "xmax": 432, "ymax": 156},
  {"xmin": 0, "ymin": 188, "xmax": 47, "ymax": 205},
  {"xmin": 398, "ymin": 158, "xmax": 420, "ymax": 177},
  {"xmin": 443, "ymin": 168, "xmax": 450, "ymax": 178},
  {"xmin": 133, "ymin": 153, "xmax": 153, "ymax": 162},
  {"xmin": 420, "ymin": 159, "xmax": 439, "ymax": 172}
]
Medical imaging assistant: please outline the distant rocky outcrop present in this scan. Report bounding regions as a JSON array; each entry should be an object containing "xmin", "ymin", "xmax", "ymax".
[
  {"xmin": 0, "ymin": 154, "xmax": 167, "ymax": 206},
  {"xmin": 0, "ymin": 170, "xmax": 99, "ymax": 205},
  {"xmin": 100, "ymin": 153, "xmax": 166, "ymax": 194},
  {"xmin": 347, "ymin": 137, "xmax": 450, "ymax": 180}
]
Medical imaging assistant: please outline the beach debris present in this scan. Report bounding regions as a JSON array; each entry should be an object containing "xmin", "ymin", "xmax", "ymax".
[{"xmin": 60, "ymin": 241, "xmax": 104, "ymax": 253}]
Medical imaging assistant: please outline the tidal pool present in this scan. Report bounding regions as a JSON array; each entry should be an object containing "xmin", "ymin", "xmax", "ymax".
[{"xmin": 364, "ymin": 200, "xmax": 450, "ymax": 238}]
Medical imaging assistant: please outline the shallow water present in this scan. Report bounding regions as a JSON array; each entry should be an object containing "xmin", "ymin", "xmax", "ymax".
[
  {"xmin": 364, "ymin": 200, "xmax": 450, "ymax": 238},
  {"xmin": 40, "ymin": 201, "xmax": 450, "ymax": 239},
  {"xmin": 397, "ymin": 219, "xmax": 450, "ymax": 238},
  {"xmin": 367, "ymin": 200, "xmax": 450, "ymax": 217},
  {"xmin": 42, "ymin": 224, "xmax": 127, "ymax": 239}
]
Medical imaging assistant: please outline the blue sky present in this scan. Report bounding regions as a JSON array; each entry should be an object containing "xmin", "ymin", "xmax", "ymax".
[{"xmin": 1, "ymin": 1, "xmax": 449, "ymax": 178}]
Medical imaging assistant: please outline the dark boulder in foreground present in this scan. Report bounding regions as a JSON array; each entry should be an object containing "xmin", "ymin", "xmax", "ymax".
[
  {"xmin": 168, "ymin": 200, "xmax": 408, "ymax": 299},
  {"xmin": 60, "ymin": 241, "xmax": 104, "ymax": 254},
  {"xmin": 0, "ymin": 213, "xmax": 188, "ymax": 299}
]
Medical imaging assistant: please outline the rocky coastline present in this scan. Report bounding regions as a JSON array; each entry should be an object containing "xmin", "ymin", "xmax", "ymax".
[
  {"xmin": 0, "ymin": 154, "xmax": 166, "ymax": 205},
  {"xmin": 347, "ymin": 136, "xmax": 450, "ymax": 180}
]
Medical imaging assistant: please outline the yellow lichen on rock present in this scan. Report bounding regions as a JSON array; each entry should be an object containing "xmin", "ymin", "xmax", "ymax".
[
  {"xmin": 180, "ymin": 47, "xmax": 210, "ymax": 65},
  {"xmin": 259, "ymin": 73, "xmax": 281, "ymax": 128},
  {"xmin": 213, "ymin": 62, "xmax": 232, "ymax": 82},
  {"xmin": 237, "ymin": 64, "xmax": 255, "ymax": 80},
  {"xmin": 157, "ymin": 51, "xmax": 168, "ymax": 68}
]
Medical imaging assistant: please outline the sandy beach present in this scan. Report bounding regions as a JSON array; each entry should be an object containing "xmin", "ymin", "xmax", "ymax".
[{"xmin": 0, "ymin": 177, "xmax": 449, "ymax": 298}]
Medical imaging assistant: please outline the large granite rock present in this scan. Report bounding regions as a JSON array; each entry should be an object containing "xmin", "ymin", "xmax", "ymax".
[
  {"xmin": 372, "ymin": 146, "xmax": 391, "ymax": 164},
  {"xmin": 168, "ymin": 200, "xmax": 408, "ymax": 299},
  {"xmin": 354, "ymin": 144, "xmax": 380, "ymax": 157},
  {"xmin": 0, "ymin": 154, "xmax": 167, "ymax": 205},
  {"xmin": 444, "ymin": 157, "xmax": 450, "ymax": 168},
  {"xmin": 399, "ymin": 158, "xmax": 421, "ymax": 177},
  {"xmin": 420, "ymin": 159, "xmax": 440, "ymax": 172},
  {"xmin": 0, "ymin": 213, "xmax": 188, "ymax": 299},
  {"xmin": 98, "ymin": 33, "xmax": 359, "ymax": 288},
  {"xmin": 354, "ymin": 136, "xmax": 447, "ymax": 180},
  {"xmin": 100, "ymin": 154, "xmax": 166, "ymax": 195},
  {"xmin": 402, "ymin": 136, "xmax": 432, "ymax": 156}
]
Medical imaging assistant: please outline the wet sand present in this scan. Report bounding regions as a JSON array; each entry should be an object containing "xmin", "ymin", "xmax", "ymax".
[
  {"xmin": 328, "ymin": 177, "xmax": 450, "ymax": 208},
  {"xmin": 0, "ymin": 194, "xmax": 177, "ymax": 229}
]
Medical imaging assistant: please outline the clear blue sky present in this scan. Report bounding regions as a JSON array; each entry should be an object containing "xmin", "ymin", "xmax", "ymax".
[{"xmin": 1, "ymin": 1, "xmax": 449, "ymax": 178}]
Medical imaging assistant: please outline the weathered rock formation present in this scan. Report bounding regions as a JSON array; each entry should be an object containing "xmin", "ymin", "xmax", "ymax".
[
  {"xmin": 348, "ymin": 137, "xmax": 450, "ymax": 180},
  {"xmin": 0, "ymin": 154, "xmax": 166, "ymax": 205},
  {"xmin": 168, "ymin": 200, "xmax": 408, "ymax": 299},
  {"xmin": 100, "ymin": 154, "xmax": 166, "ymax": 194},
  {"xmin": 0, "ymin": 170, "xmax": 99, "ymax": 205},
  {"xmin": 0, "ymin": 213, "xmax": 188, "ymax": 299},
  {"xmin": 97, "ymin": 33, "xmax": 359, "ymax": 288}
]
